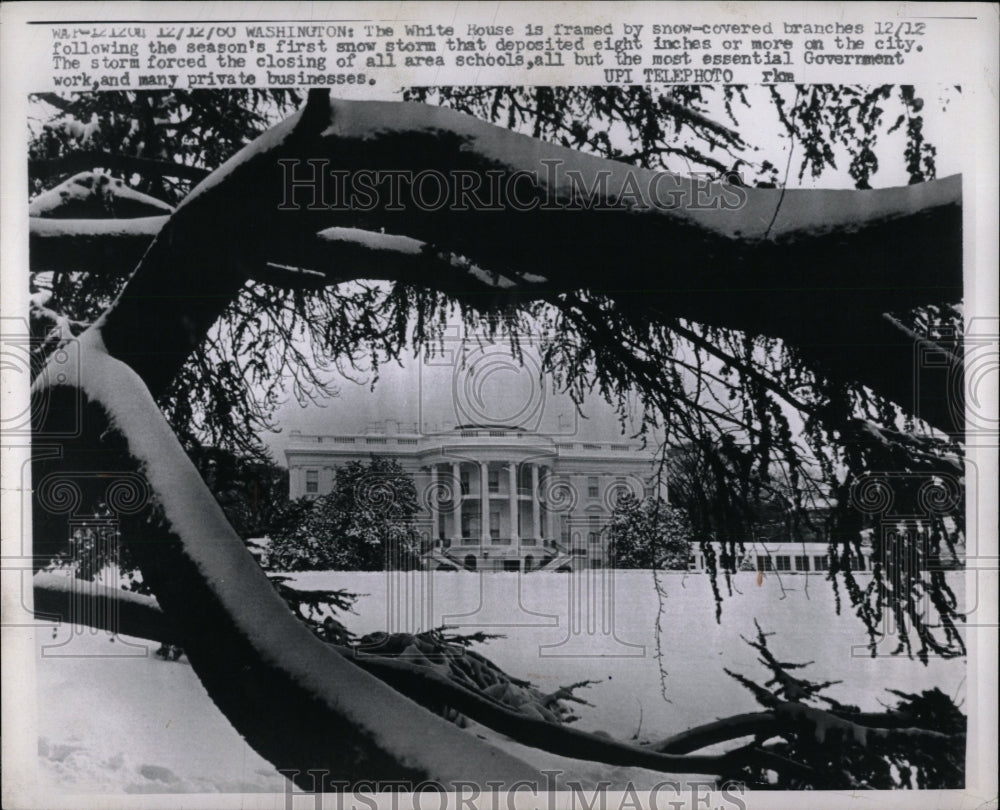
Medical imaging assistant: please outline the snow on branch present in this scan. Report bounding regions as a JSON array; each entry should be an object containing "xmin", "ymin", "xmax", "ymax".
[
  {"xmin": 29, "ymin": 216, "xmax": 544, "ymax": 296},
  {"xmin": 30, "ymin": 171, "xmax": 174, "ymax": 219}
]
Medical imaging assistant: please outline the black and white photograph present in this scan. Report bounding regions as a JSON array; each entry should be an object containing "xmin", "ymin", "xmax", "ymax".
[{"xmin": 1, "ymin": 3, "xmax": 997, "ymax": 808}]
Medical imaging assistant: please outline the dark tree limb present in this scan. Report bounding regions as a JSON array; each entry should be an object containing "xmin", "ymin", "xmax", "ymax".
[
  {"xmin": 652, "ymin": 712, "xmax": 779, "ymax": 754},
  {"xmin": 31, "ymin": 354, "xmax": 540, "ymax": 787},
  {"xmin": 30, "ymin": 151, "xmax": 211, "ymax": 183},
  {"xmin": 33, "ymin": 571, "xmax": 176, "ymax": 643},
  {"xmin": 41, "ymin": 96, "xmax": 963, "ymax": 432},
  {"xmin": 30, "ymin": 216, "xmax": 166, "ymax": 276}
]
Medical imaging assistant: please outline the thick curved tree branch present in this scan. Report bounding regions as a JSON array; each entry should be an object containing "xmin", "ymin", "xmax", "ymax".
[
  {"xmin": 29, "ymin": 217, "xmax": 543, "ymax": 297},
  {"xmin": 649, "ymin": 701, "xmax": 962, "ymax": 755},
  {"xmin": 33, "ymin": 571, "xmax": 177, "ymax": 642},
  {"xmin": 32, "ymin": 339, "xmax": 540, "ymax": 787},
  {"xmin": 47, "ymin": 94, "xmax": 963, "ymax": 430},
  {"xmin": 770, "ymin": 702, "xmax": 961, "ymax": 747},
  {"xmin": 30, "ymin": 151, "xmax": 212, "ymax": 183},
  {"xmin": 30, "ymin": 216, "xmax": 166, "ymax": 276},
  {"xmin": 652, "ymin": 712, "xmax": 778, "ymax": 754}
]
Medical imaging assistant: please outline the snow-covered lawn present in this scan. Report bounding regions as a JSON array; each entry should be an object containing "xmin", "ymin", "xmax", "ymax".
[{"xmin": 36, "ymin": 570, "xmax": 966, "ymax": 793}]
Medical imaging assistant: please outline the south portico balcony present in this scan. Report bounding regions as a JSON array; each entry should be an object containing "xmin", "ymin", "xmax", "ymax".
[
  {"xmin": 424, "ymin": 534, "xmax": 574, "ymax": 573},
  {"xmin": 434, "ymin": 535, "xmax": 542, "ymax": 548}
]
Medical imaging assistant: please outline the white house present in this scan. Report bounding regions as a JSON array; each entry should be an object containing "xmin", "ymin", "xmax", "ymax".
[
  {"xmin": 286, "ymin": 420, "xmax": 662, "ymax": 572},
  {"xmin": 284, "ymin": 333, "xmax": 667, "ymax": 571}
]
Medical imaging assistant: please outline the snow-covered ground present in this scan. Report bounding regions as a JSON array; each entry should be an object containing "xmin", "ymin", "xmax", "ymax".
[{"xmin": 35, "ymin": 570, "xmax": 966, "ymax": 793}]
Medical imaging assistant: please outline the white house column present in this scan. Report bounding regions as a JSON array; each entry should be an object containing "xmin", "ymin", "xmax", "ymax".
[
  {"xmin": 451, "ymin": 462, "xmax": 462, "ymax": 544},
  {"xmin": 429, "ymin": 464, "xmax": 439, "ymax": 543},
  {"xmin": 508, "ymin": 463, "xmax": 518, "ymax": 545},
  {"xmin": 480, "ymin": 461, "xmax": 489, "ymax": 545},
  {"xmin": 531, "ymin": 463, "xmax": 540, "ymax": 542},
  {"xmin": 544, "ymin": 467, "xmax": 557, "ymax": 544}
]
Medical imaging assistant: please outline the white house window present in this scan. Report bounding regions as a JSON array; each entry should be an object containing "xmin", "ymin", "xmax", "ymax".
[
  {"xmin": 794, "ymin": 555, "xmax": 811, "ymax": 571},
  {"xmin": 305, "ymin": 470, "xmax": 318, "ymax": 494},
  {"xmin": 587, "ymin": 476, "xmax": 599, "ymax": 499},
  {"xmin": 488, "ymin": 468, "xmax": 500, "ymax": 494},
  {"xmin": 775, "ymin": 555, "xmax": 792, "ymax": 572}
]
